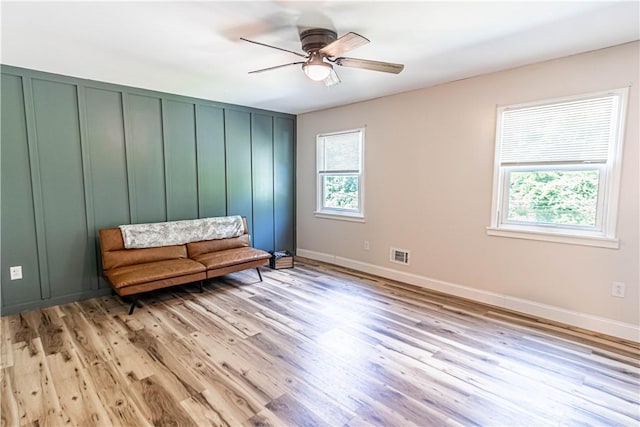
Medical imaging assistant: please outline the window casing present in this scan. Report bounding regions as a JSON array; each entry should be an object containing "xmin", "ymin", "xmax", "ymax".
[
  {"xmin": 316, "ymin": 129, "xmax": 364, "ymax": 220},
  {"xmin": 488, "ymin": 88, "xmax": 628, "ymax": 248}
]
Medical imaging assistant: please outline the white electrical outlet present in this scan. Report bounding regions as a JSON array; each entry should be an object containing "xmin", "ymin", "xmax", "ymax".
[
  {"xmin": 363, "ymin": 240, "xmax": 370, "ymax": 250},
  {"xmin": 611, "ymin": 282, "xmax": 625, "ymax": 298},
  {"xmin": 9, "ymin": 266, "xmax": 23, "ymax": 281}
]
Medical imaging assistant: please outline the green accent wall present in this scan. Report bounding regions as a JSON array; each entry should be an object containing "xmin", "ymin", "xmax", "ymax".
[
  {"xmin": 0, "ymin": 65, "xmax": 296, "ymax": 315},
  {"xmin": 274, "ymin": 117, "xmax": 295, "ymax": 252}
]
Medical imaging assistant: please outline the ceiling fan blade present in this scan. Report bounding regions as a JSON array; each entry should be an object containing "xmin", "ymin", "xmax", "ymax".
[
  {"xmin": 335, "ymin": 57, "xmax": 404, "ymax": 74},
  {"xmin": 323, "ymin": 68, "xmax": 341, "ymax": 87},
  {"xmin": 248, "ymin": 62, "xmax": 305, "ymax": 74},
  {"xmin": 319, "ymin": 32, "xmax": 369, "ymax": 57},
  {"xmin": 240, "ymin": 37, "xmax": 307, "ymax": 58}
]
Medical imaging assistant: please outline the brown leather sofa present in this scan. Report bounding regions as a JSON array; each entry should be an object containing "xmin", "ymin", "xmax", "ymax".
[{"xmin": 99, "ymin": 217, "xmax": 271, "ymax": 313}]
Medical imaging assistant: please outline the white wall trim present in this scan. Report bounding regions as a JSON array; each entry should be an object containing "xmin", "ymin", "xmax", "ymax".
[{"xmin": 296, "ymin": 248, "xmax": 639, "ymax": 342}]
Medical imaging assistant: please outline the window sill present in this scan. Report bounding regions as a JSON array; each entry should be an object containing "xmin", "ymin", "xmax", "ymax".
[
  {"xmin": 486, "ymin": 227, "xmax": 619, "ymax": 249},
  {"xmin": 314, "ymin": 211, "xmax": 365, "ymax": 223}
]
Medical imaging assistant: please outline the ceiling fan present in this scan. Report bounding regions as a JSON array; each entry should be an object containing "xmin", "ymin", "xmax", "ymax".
[{"xmin": 241, "ymin": 28, "xmax": 404, "ymax": 86}]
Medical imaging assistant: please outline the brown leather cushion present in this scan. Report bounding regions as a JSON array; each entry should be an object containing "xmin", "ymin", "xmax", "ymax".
[
  {"xmin": 186, "ymin": 234, "xmax": 250, "ymax": 258},
  {"xmin": 105, "ymin": 258, "xmax": 206, "ymax": 289},
  {"xmin": 99, "ymin": 228, "xmax": 126, "ymax": 251},
  {"xmin": 100, "ymin": 228, "xmax": 187, "ymax": 270},
  {"xmin": 192, "ymin": 247, "xmax": 271, "ymax": 270},
  {"xmin": 103, "ymin": 246, "xmax": 188, "ymax": 271}
]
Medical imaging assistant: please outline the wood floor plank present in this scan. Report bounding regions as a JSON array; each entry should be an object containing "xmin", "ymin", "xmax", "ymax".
[
  {"xmin": 167, "ymin": 299, "xmax": 240, "ymax": 345},
  {"xmin": 168, "ymin": 336, "xmax": 270, "ymax": 424},
  {"xmin": 188, "ymin": 332, "xmax": 282, "ymax": 406},
  {"xmin": 88, "ymin": 314, "xmax": 157, "ymax": 383},
  {"xmin": 0, "ymin": 316, "xmax": 14, "ymax": 369},
  {"xmin": 6, "ymin": 313, "xmax": 38, "ymax": 345},
  {"xmin": 127, "ymin": 306, "xmax": 188, "ymax": 345},
  {"xmin": 46, "ymin": 350, "xmax": 113, "ymax": 427},
  {"xmin": 244, "ymin": 406, "xmax": 289, "ymax": 427},
  {"xmin": 263, "ymin": 392, "xmax": 330, "ymax": 427},
  {"xmin": 278, "ymin": 375, "xmax": 359, "ymax": 426},
  {"xmin": 84, "ymin": 360, "xmax": 152, "ymax": 427},
  {"xmin": 319, "ymin": 328, "xmax": 479, "ymax": 424},
  {"xmin": 180, "ymin": 391, "xmax": 234, "ymax": 427},
  {"xmin": 58, "ymin": 305, "xmax": 111, "ymax": 367},
  {"xmin": 1, "ymin": 260, "xmax": 638, "ymax": 426},
  {"xmin": 202, "ymin": 289, "xmax": 297, "ymax": 338},
  {"xmin": 127, "ymin": 327, "xmax": 206, "ymax": 401},
  {"xmin": 1, "ymin": 367, "xmax": 20, "ymax": 426},
  {"xmin": 488, "ymin": 310, "xmax": 640, "ymax": 358},
  {"xmin": 185, "ymin": 296, "xmax": 260, "ymax": 339},
  {"xmin": 10, "ymin": 339, "xmax": 64, "ymax": 425},
  {"xmin": 146, "ymin": 301, "xmax": 199, "ymax": 338},
  {"xmin": 35, "ymin": 307, "xmax": 70, "ymax": 356},
  {"xmin": 130, "ymin": 374, "xmax": 198, "ymax": 426}
]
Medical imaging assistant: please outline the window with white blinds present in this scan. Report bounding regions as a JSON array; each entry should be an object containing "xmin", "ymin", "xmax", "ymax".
[
  {"xmin": 488, "ymin": 88, "xmax": 628, "ymax": 248},
  {"xmin": 499, "ymin": 95, "xmax": 618, "ymax": 164},
  {"xmin": 316, "ymin": 128, "xmax": 365, "ymax": 219}
]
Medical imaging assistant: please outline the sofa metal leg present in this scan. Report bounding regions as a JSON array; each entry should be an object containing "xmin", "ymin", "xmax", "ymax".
[
  {"xmin": 256, "ymin": 267, "xmax": 263, "ymax": 282},
  {"xmin": 128, "ymin": 296, "xmax": 139, "ymax": 315},
  {"xmin": 199, "ymin": 281, "xmax": 203, "ymax": 293}
]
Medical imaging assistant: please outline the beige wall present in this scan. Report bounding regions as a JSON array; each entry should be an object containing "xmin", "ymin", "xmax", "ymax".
[{"xmin": 296, "ymin": 42, "xmax": 639, "ymax": 339}]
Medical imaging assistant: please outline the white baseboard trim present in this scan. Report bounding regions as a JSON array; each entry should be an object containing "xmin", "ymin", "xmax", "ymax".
[{"xmin": 296, "ymin": 248, "xmax": 639, "ymax": 342}]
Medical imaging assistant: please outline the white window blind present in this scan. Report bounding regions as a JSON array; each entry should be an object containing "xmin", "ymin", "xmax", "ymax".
[
  {"xmin": 318, "ymin": 132, "xmax": 361, "ymax": 173},
  {"xmin": 500, "ymin": 95, "xmax": 619, "ymax": 165}
]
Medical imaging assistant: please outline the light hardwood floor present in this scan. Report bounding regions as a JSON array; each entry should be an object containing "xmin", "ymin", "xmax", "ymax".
[{"xmin": 2, "ymin": 259, "xmax": 639, "ymax": 426}]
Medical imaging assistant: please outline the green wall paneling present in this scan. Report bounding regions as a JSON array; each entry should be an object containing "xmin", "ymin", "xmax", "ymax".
[
  {"xmin": 31, "ymin": 78, "xmax": 96, "ymax": 298},
  {"xmin": 85, "ymin": 87, "xmax": 130, "ymax": 229},
  {"xmin": 0, "ymin": 65, "xmax": 295, "ymax": 315},
  {"xmin": 195, "ymin": 105, "xmax": 226, "ymax": 218},
  {"xmin": 251, "ymin": 113, "xmax": 275, "ymax": 252},
  {"xmin": 84, "ymin": 87, "xmax": 130, "ymax": 288},
  {"xmin": 125, "ymin": 94, "xmax": 167, "ymax": 223},
  {"xmin": 22, "ymin": 76, "xmax": 51, "ymax": 300},
  {"xmin": 274, "ymin": 117, "xmax": 295, "ymax": 252},
  {"xmin": 163, "ymin": 100, "xmax": 198, "ymax": 220},
  {"xmin": 77, "ymin": 86, "xmax": 100, "ymax": 290},
  {"xmin": 225, "ymin": 109, "xmax": 254, "ymax": 235},
  {"xmin": 1, "ymin": 74, "xmax": 42, "ymax": 309}
]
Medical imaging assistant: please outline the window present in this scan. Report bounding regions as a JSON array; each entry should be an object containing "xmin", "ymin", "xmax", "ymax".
[
  {"xmin": 488, "ymin": 88, "xmax": 628, "ymax": 248},
  {"xmin": 316, "ymin": 129, "xmax": 364, "ymax": 220}
]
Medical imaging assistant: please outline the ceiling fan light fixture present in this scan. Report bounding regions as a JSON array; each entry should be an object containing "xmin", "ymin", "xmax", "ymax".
[
  {"xmin": 302, "ymin": 53, "xmax": 332, "ymax": 81},
  {"xmin": 242, "ymin": 28, "xmax": 404, "ymax": 86},
  {"xmin": 303, "ymin": 62, "xmax": 332, "ymax": 81}
]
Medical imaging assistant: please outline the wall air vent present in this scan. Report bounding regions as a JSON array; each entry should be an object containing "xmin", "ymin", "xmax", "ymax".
[{"xmin": 390, "ymin": 247, "xmax": 410, "ymax": 265}]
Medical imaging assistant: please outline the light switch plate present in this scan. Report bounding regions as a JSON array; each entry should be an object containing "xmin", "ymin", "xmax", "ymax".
[
  {"xmin": 611, "ymin": 282, "xmax": 625, "ymax": 298},
  {"xmin": 10, "ymin": 266, "xmax": 22, "ymax": 280}
]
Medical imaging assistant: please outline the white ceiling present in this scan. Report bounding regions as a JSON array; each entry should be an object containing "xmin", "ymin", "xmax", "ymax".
[{"xmin": 2, "ymin": 1, "xmax": 639, "ymax": 114}]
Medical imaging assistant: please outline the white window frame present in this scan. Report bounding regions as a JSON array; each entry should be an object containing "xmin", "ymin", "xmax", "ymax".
[
  {"xmin": 315, "ymin": 128, "xmax": 365, "ymax": 222},
  {"xmin": 487, "ymin": 88, "xmax": 628, "ymax": 248}
]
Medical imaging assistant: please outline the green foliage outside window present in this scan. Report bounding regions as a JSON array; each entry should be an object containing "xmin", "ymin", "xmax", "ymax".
[
  {"xmin": 507, "ymin": 170, "xmax": 599, "ymax": 226},
  {"xmin": 323, "ymin": 176, "xmax": 359, "ymax": 210}
]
